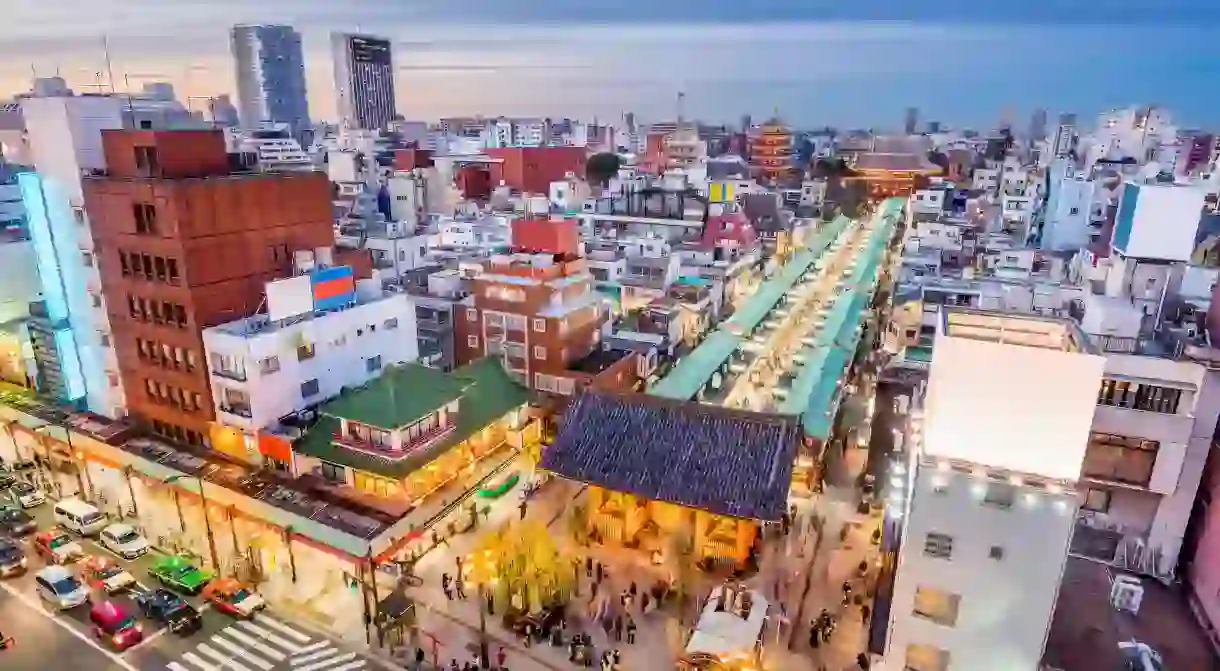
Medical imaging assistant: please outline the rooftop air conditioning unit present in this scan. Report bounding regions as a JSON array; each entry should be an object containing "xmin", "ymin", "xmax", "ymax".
[{"xmin": 1110, "ymin": 574, "xmax": 1144, "ymax": 615}]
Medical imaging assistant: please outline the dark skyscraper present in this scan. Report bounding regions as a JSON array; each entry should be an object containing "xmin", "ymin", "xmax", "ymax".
[
  {"xmin": 332, "ymin": 32, "xmax": 397, "ymax": 130},
  {"xmin": 904, "ymin": 107, "xmax": 919, "ymax": 135},
  {"xmin": 1029, "ymin": 108, "xmax": 1048, "ymax": 142},
  {"xmin": 230, "ymin": 24, "xmax": 311, "ymax": 139}
]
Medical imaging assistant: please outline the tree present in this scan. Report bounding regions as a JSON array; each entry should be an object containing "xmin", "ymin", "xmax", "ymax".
[
  {"xmin": 467, "ymin": 520, "xmax": 575, "ymax": 612},
  {"xmin": 585, "ymin": 152, "xmax": 621, "ymax": 188}
]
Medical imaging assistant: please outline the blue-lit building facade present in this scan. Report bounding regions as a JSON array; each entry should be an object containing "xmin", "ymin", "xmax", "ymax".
[{"xmin": 230, "ymin": 24, "xmax": 311, "ymax": 141}]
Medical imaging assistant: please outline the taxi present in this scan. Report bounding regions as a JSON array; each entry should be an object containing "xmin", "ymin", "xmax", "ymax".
[
  {"xmin": 32, "ymin": 530, "xmax": 85, "ymax": 564},
  {"xmin": 202, "ymin": 577, "xmax": 266, "ymax": 618},
  {"xmin": 80, "ymin": 555, "xmax": 137, "ymax": 594},
  {"xmin": 89, "ymin": 600, "xmax": 143, "ymax": 650}
]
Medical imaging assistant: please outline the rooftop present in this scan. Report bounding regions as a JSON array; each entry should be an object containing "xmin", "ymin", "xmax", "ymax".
[
  {"xmin": 322, "ymin": 363, "xmax": 470, "ymax": 430},
  {"xmin": 940, "ymin": 307, "xmax": 1096, "ymax": 353},
  {"xmin": 542, "ymin": 390, "xmax": 800, "ymax": 520}
]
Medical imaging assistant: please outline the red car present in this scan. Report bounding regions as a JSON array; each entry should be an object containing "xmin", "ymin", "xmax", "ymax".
[
  {"xmin": 32, "ymin": 531, "xmax": 84, "ymax": 564},
  {"xmin": 89, "ymin": 600, "xmax": 143, "ymax": 650}
]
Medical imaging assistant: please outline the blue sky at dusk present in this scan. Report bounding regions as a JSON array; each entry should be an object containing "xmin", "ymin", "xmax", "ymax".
[{"xmin": 4, "ymin": 0, "xmax": 1220, "ymax": 128}]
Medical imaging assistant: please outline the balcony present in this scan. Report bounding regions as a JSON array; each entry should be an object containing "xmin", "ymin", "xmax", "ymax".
[
  {"xmin": 332, "ymin": 422, "xmax": 456, "ymax": 460},
  {"xmin": 218, "ymin": 403, "xmax": 252, "ymax": 419},
  {"xmin": 210, "ymin": 367, "xmax": 247, "ymax": 382}
]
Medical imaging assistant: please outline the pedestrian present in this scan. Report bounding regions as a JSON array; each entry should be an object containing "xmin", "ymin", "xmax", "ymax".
[
  {"xmin": 450, "ymin": 660, "xmax": 460, "ymax": 671},
  {"xmin": 519, "ymin": 501, "xmax": 527, "ymax": 520},
  {"xmin": 523, "ymin": 622, "xmax": 533, "ymax": 648},
  {"xmin": 857, "ymin": 652, "xmax": 871, "ymax": 670},
  {"xmin": 456, "ymin": 578, "xmax": 467, "ymax": 600},
  {"xmin": 809, "ymin": 626, "xmax": 821, "ymax": 649},
  {"xmin": 591, "ymin": 579, "xmax": 599, "ymax": 599},
  {"xmin": 640, "ymin": 591, "xmax": 650, "ymax": 614},
  {"xmin": 612, "ymin": 649, "xmax": 621, "ymax": 669},
  {"xmin": 585, "ymin": 556, "xmax": 593, "ymax": 577},
  {"xmin": 595, "ymin": 561, "xmax": 604, "ymax": 583},
  {"xmin": 625, "ymin": 618, "xmax": 636, "ymax": 644},
  {"xmin": 861, "ymin": 603, "xmax": 871, "ymax": 624},
  {"xmin": 432, "ymin": 530, "xmax": 441, "ymax": 548},
  {"xmin": 496, "ymin": 646, "xmax": 506, "ymax": 669},
  {"xmin": 628, "ymin": 581, "xmax": 637, "ymax": 597},
  {"xmin": 456, "ymin": 555, "xmax": 464, "ymax": 576},
  {"xmin": 613, "ymin": 614, "xmax": 623, "ymax": 642},
  {"xmin": 442, "ymin": 572, "xmax": 452, "ymax": 591}
]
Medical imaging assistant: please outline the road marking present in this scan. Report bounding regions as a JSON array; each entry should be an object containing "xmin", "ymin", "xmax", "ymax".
[
  {"xmin": 296, "ymin": 652, "xmax": 357, "ymax": 671},
  {"xmin": 290, "ymin": 641, "xmax": 331, "ymax": 655},
  {"xmin": 197, "ymin": 642, "xmax": 255, "ymax": 671},
  {"xmin": 222, "ymin": 626, "xmax": 286, "ymax": 661},
  {"xmin": 325, "ymin": 661, "xmax": 367, "ymax": 671},
  {"xmin": 210, "ymin": 634, "xmax": 273, "ymax": 670},
  {"xmin": 0, "ymin": 580, "xmax": 140, "ymax": 671},
  {"xmin": 258, "ymin": 615, "xmax": 310, "ymax": 642},
  {"xmin": 168, "ymin": 663, "xmax": 192, "ymax": 671},
  {"xmin": 235, "ymin": 619, "xmax": 298, "ymax": 650},
  {"xmin": 180, "ymin": 652, "xmax": 218, "ymax": 671},
  {"xmin": 292, "ymin": 648, "xmax": 341, "ymax": 665},
  {"xmin": 123, "ymin": 619, "xmax": 171, "ymax": 652}
]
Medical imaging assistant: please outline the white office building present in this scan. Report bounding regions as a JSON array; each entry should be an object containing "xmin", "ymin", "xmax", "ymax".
[{"xmin": 883, "ymin": 308, "xmax": 1105, "ymax": 671}]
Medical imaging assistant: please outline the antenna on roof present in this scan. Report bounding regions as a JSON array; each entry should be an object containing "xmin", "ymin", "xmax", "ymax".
[{"xmin": 102, "ymin": 35, "xmax": 117, "ymax": 93}]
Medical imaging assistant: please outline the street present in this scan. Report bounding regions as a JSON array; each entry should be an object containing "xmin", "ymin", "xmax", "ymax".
[{"xmin": 0, "ymin": 484, "xmax": 385, "ymax": 671}]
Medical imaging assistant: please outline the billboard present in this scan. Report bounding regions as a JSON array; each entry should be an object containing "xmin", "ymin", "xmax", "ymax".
[{"xmin": 311, "ymin": 265, "xmax": 356, "ymax": 312}]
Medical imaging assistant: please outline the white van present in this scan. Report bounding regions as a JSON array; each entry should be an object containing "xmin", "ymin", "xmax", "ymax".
[
  {"xmin": 35, "ymin": 565, "xmax": 89, "ymax": 609},
  {"xmin": 53, "ymin": 499, "xmax": 107, "ymax": 536}
]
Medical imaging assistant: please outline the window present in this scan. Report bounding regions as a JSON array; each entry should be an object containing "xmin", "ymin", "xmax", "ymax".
[
  {"xmin": 1097, "ymin": 378, "xmax": 1182, "ymax": 414},
  {"xmin": 297, "ymin": 343, "xmax": 316, "ymax": 361},
  {"xmin": 466, "ymin": 309, "xmax": 478, "ymax": 322},
  {"xmin": 384, "ymin": 318, "xmax": 398, "ymax": 330},
  {"xmin": 133, "ymin": 146, "xmax": 159, "ymax": 175},
  {"xmin": 533, "ymin": 346, "xmax": 547, "ymax": 360},
  {"xmin": 923, "ymin": 532, "xmax": 953, "ymax": 559},
  {"xmin": 319, "ymin": 461, "xmax": 345, "ymax": 483},
  {"xmin": 1083, "ymin": 433, "xmax": 1159, "ymax": 486},
  {"xmin": 99, "ymin": 333, "xmax": 110, "ymax": 347},
  {"xmin": 532, "ymin": 318, "xmax": 546, "ymax": 333},
  {"xmin": 153, "ymin": 256, "xmax": 166, "ymax": 282},
  {"xmin": 300, "ymin": 379, "xmax": 320, "ymax": 398},
  {"xmin": 119, "ymin": 251, "xmax": 130, "ymax": 275},
  {"xmin": 1083, "ymin": 488, "xmax": 1111, "ymax": 512},
  {"xmin": 989, "ymin": 545, "xmax": 1005, "ymax": 561},
  {"xmin": 904, "ymin": 644, "xmax": 950, "ymax": 671},
  {"xmin": 468, "ymin": 335, "xmax": 479, "ymax": 348},
  {"xmin": 260, "ymin": 356, "xmax": 280, "ymax": 374},
  {"xmin": 72, "ymin": 206, "xmax": 85, "ymax": 225},
  {"xmin": 366, "ymin": 355, "xmax": 382, "ymax": 373},
  {"xmin": 173, "ymin": 304, "xmax": 187, "ymax": 327},
  {"xmin": 132, "ymin": 203, "xmax": 157, "ymax": 234},
  {"xmin": 89, "ymin": 293, "xmax": 102, "ymax": 308},
  {"xmin": 982, "ymin": 482, "xmax": 1015, "ymax": 510},
  {"xmin": 81, "ymin": 251, "xmax": 93, "ymax": 267},
  {"xmin": 912, "ymin": 586, "xmax": 960, "ymax": 627},
  {"xmin": 166, "ymin": 258, "xmax": 179, "ymax": 284},
  {"xmin": 1069, "ymin": 206, "xmax": 1080, "ymax": 216}
]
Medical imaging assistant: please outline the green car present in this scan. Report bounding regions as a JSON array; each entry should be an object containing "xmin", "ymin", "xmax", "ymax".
[
  {"xmin": 478, "ymin": 471, "xmax": 520, "ymax": 499},
  {"xmin": 149, "ymin": 556, "xmax": 213, "ymax": 595}
]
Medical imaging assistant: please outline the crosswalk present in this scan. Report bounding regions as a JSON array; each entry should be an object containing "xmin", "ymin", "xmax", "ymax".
[{"xmin": 165, "ymin": 616, "xmax": 366, "ymax": 671}]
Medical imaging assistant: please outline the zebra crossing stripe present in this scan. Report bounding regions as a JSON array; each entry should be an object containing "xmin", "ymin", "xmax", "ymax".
[
  {"xmin": 291, "ymin": 648, "xmax": 341, "ymax": 666},
  {"xmin": 235, "ymin": 620, "xmax": 298, "ymax": 650},
  {"xmin": 221, "ymin": 627, "xmax": 287, "ymax": 661},
  {"xmin": 296, "ymin": 652, "xmax": 358, "ymax": 671},
  {"xmin": 208, "ymin": 635, "xmax": 272, "ymax": 671},
  {"xmin": 168, "ymin": 663, "xmax": 193, "ymax": 671},
  {"xmin": 324, "ymin": 661, "xmax": 367, "ymax": 671},
  {"xmin": 196, "ymin": 643, "xmax": 254, "ymax": 671},
  {"xmin": 257, "ymin": 615, "xmax": 311, "ymax": 642},
  {"xmin": 290, "ymin": 641, "xmax": 331, "ymax": 656},
  {"xmin": 178, "ymin": 653, "xmax": 218, "ymax": 671}
]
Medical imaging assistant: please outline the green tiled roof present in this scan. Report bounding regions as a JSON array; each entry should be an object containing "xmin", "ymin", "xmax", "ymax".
[
  {"xmin": 321, "ymin": 363, "xmax": 469, "ymax": 430},
  {"xmin": 293, "ymin": 358, "xmax": 531, "ymax": 478}
]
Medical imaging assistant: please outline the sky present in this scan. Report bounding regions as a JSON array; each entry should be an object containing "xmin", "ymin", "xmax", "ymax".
[{"xmin": 4, "ymin": 1, "xmax": 1220, "ymax": 129}]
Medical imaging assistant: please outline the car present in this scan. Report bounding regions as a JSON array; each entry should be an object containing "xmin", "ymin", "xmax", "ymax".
[
  {"xmin": 202, "ymin": 577, "xmax": 266, "ymax": 619},
  {"xmin": 0, "ymin": 538, "xmax": 27, "ymax": 577},
  {"xmin": 135, "ymin": 588, "xmax": 202, "ymax": 635},
  {"xmin": 0, "ymin": 474, "xmax": 14, "ymax": 491},
  {"xmin": 98, "ymin": 524, "xmax": 148, "ymax": 560},
  {"xmin": 32, "ymin": 530, "xmax": 85, "ymax": 565},
  {"xmin": 8, "ymin": 482, "xmax": 44, "ymax": 509},
  {"xmin": 148, "ymin": 555, "xmax": 212, "ymax": 595},
  {"xmin": 0, "ymin": 507, "xmax": 35, "ymax": 536},
  {"xmin": 88, "ymin": 600, "xmax": 143, "ymax": 650},
  {"xmin": 34, "ymin": 565, "xmax": 89, "ymax": 609},
  {"xmin": 478, "ymin": 470, "xmax": 520, "ymax": 499},
  {"xmin": 80, "ymin": 556, "xmax": 137, "ymax": 594}
]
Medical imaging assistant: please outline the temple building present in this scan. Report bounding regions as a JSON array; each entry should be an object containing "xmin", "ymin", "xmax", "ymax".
[
  {"xmin": 748, "ymin": 118, "xmax": 794, "ymax": 184},
  {"xmin": 847, "ymin": 137, "xmax": 943, "ymax": 198},
  {"xmin": 541, "ymin": 390, "xmax": 799, "ymax": 566}
]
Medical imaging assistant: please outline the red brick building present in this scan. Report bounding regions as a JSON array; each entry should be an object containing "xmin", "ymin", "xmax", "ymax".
[
  {"xmin": 84, "ymin": 129, "xmax": 334, "ymax": 445},
  {"xmin": 484, "ymin": 146, "xmax": 587, "ymax": 194}
]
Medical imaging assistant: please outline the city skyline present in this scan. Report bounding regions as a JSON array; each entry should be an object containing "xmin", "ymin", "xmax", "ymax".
[{"xmin": 3, "ymin": 2, "xmax": 1220, "ymax": 128}]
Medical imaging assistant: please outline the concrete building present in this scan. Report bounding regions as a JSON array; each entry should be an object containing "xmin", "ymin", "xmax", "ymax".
[
  {"xmin": 206, "ymin": 94, "xmax": 240, "ymax": 128},
  {"xmin": 1041, "ymin": 160, "xmax": 1100, "ymax": 252},
  {"xmin": 882, "ymin": 308, "xmax": 1105, "ymax": 671},
  {"xmin": 202, "ymin": 273, "xmax": 418, "ymax": 464},
  {"xmin": 83, "ymin": 129, "xmax": 334, "ymax": 445},
  {"xmin": 331, "ymin": 32, "xmax": 397, "ymax": 131},
  {"xmin": 230, "ymin": 24, "xmax": 311, "ymax": 139},
  {"xmin": 19, "ymin": 95, "xmax": 126, "ymax": 414}
]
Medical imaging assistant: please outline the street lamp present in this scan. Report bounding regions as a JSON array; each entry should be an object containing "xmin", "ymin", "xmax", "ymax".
[
  {"xmin": 165, "ymin": 473, "xmax": 220, "ymax": 571},
  {"xmin": 34, "ymin": 424, "xmax": 87, "ymax": 499}
]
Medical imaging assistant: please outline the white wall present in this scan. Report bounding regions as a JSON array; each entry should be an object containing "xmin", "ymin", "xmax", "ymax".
[
  {"xmin": 204, "ymin": 294, "xmax": 419, "ymax": 431},
  {"xmin": 924, "ymin": 321, "xmax": 1106, "ymax": 480},
  {"xmin": 886, "ymin": 465, "xmax": 1078, "ymax": 671},
  {"xmin": 1116, "ymin": 183, "xmax": 1204, "ymax": 262}
]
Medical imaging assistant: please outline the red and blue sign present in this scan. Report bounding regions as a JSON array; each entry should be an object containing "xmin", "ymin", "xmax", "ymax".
[{"xmin": 311, "ymin": 265, "xmax": 356, "ymax": 312}]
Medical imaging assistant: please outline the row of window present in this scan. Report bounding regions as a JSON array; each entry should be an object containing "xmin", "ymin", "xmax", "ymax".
[
  {"xmin": 127, "ymin": 295, "xmax": 188, "ymax": 329},
  {"xmin": 136, "ymin": 338, "xmax": 198, "ymax": 373},
  {"xmin": 296, "ymin": 320, "xmax": 399, "ymax": 362},
  {"xmin": 119, "ymin": 249, "xmax": 180, "ymax": 285},
  {"xmin": 149, "ymin": 419, "xmax": 203, "ymax": 447},
  {"xmin": 143, "ymin": 378, "xmax": 204, "ymax": 415},
  {"xmin": 132, "ymin": 202, "xmax": 158, "ymax": 234},
  {"xmin": 923, "ymin": 532, "xmax": 1005, "ymax": 562},
  {"xmin": 1097, "ymin": 379, "xmax": 1182, "ymax": 415}
]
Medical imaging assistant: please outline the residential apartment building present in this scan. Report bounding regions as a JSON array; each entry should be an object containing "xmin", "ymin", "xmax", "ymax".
[
  {"xmin": 331, "ymin": 32, "xmax": 397, "ymax": 131},
  {"xmin": 83, "ymin": 129, "xmax": 334, "ymax": 445},
  {"xmin": 454, "ymin": 216, "xmax": 605, "ymax": 393},
  {"xmin": 202, "ymin": 270, "xmax": 418, "ymax": 465},
  {"xmin": 230, "ymin": 24, "xmax": 311, "ymax": 139},
  {"xmin": 883, "ymin": 309, "xmax": 1105, "ymax": 671}
]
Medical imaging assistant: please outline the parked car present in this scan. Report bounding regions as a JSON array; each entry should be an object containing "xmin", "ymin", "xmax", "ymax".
[
  {"xmin": 0, "ymin": 474, "xmax": 14, "ymax": 491},
  {"xmin": 148, "ymin": 555, "xmax": 212, "ymax": 595},
  {"xmin": 0, "ymin": 507, "xmax": 35, "ymax": 536},
  {"xmin": 32, "ymin": 530, "xmax": 85, "ymax": 565},
  {"xmin": 88, "ymin": 600, "xmax": 143, "ymax": 650},
  {"xmin": 34, "ymin": 565, "xmax": 89, "ymax": 609},
  {"xmin": 80, "ymin": 556, "xmax": 137, "ymax": 594},
  {"xmin": 9, "ymin": 482, "xmax": 44, "ymax": 509},
  {"xmin": 0, "ymin": 538, "xmax": 27, "ymax": 577},
  {"xmin": 135, "ymin": 588, "xmax": 202, "ymax": 635},
  {"xmin": 98, "ymin": 524, "xmax": 148, "ymax": 560},
  {"xmin": 202, "ymin": 577, "xmax": 266, "ymax": 619}
]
